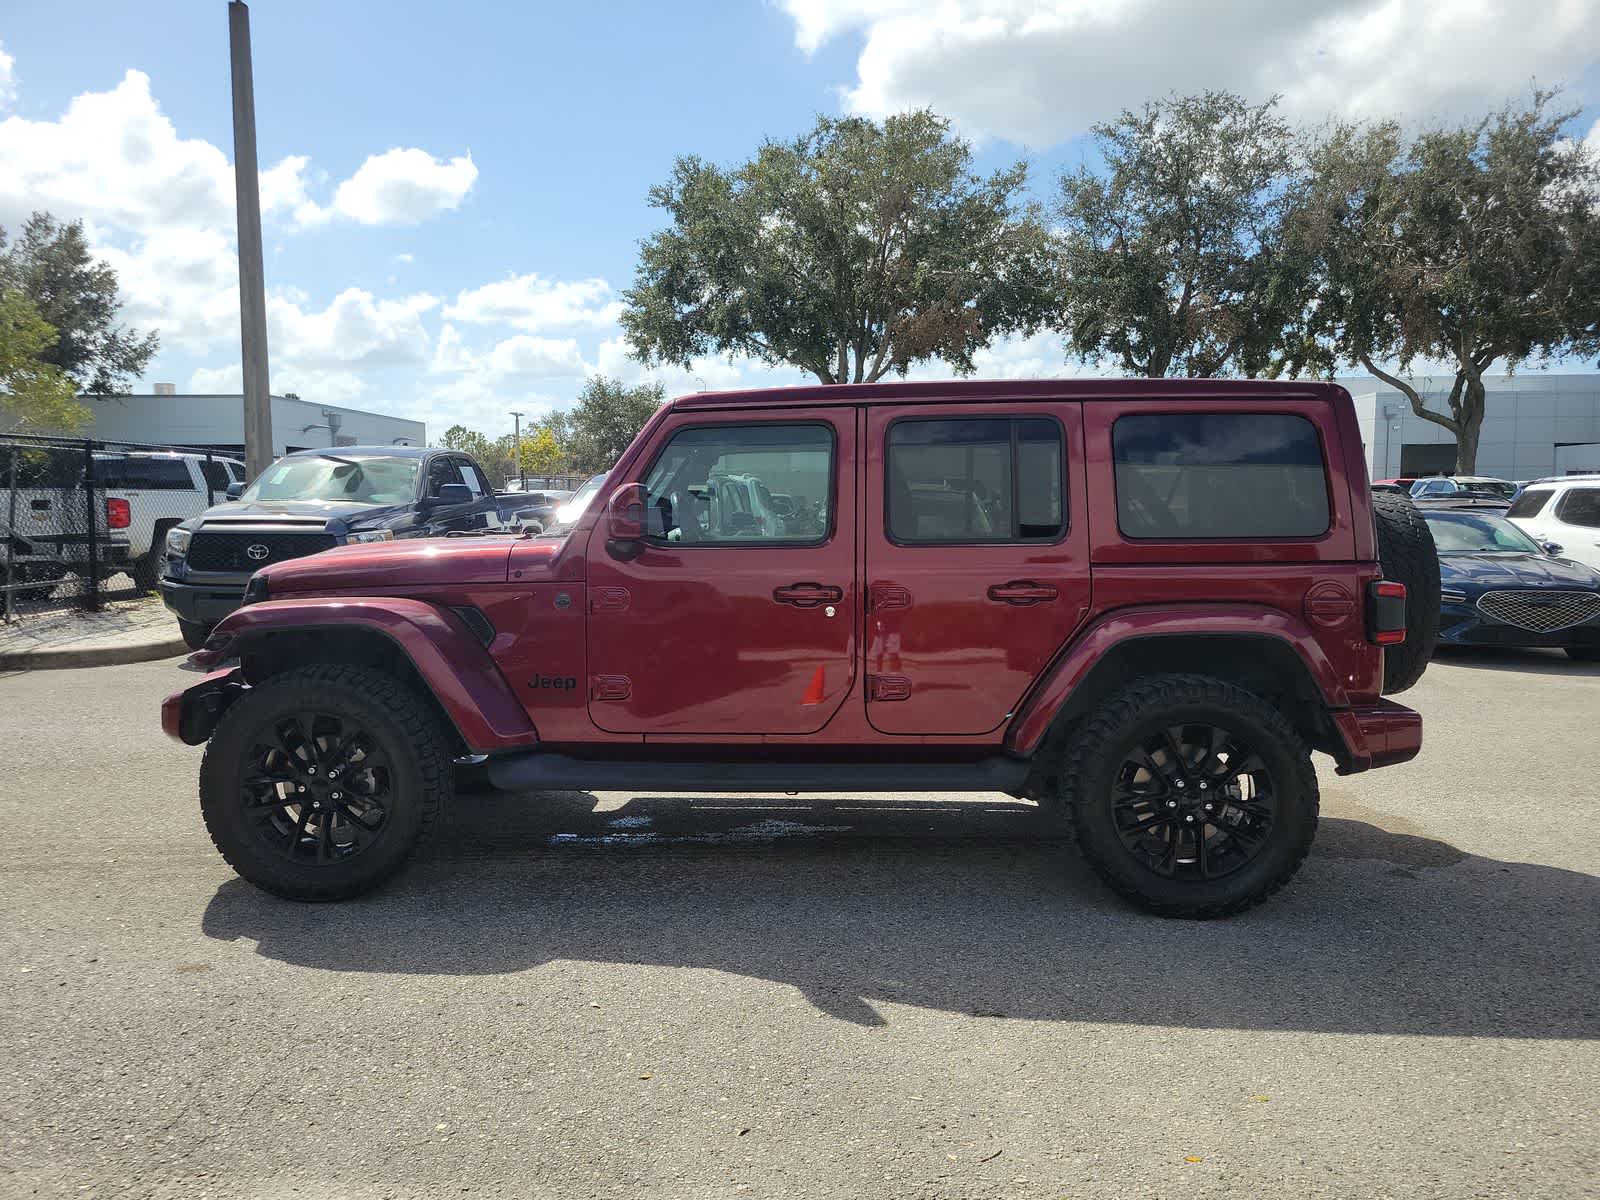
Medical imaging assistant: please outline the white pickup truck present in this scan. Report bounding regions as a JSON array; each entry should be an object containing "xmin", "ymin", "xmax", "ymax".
[{"xmin": 93, "ymin": 451, "xmax": 248, "ymax": 588}]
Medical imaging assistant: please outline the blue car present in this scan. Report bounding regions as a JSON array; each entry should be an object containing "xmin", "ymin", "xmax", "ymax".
[{"xmin": 1421, "ymin": 509, "xmax": 1600, "ymax": 663}]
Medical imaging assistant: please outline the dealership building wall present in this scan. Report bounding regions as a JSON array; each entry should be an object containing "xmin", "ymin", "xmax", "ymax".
[
  {"xmin": 1348, "ymin": 373, "xmax": 1600, "ymax": 481},
  {"xmin": 74, "ymin": 393, "xmax": 426, "ymax": 455}
]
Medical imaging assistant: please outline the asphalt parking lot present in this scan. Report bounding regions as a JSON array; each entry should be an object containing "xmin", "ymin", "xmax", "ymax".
[{"xmin": 2, "ymin": 650, "xmax": 1598, "ymax": 1199}]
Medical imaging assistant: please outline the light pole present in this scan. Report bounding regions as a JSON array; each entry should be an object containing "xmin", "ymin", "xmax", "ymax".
[
  {"xmin": 228, "ymin": 1, "xmax": 273, "ymax": 480},
  {"xmin": 509, "ymin": 410, "xmax": 525, "ymax": 485}
]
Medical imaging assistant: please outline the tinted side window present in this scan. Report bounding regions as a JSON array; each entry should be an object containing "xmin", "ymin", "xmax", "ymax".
[
  {"xmin": 887, "ymin": 417, "xmax": 1063, "ymax": 543},
  {"xmin": 227, "ymin": 461, "xmax": 246, "ymax": 482},
  {"xmin": 198, "ymin": 460, "xmax": 230, "ymax": 492},
  {"xmin": 1113, "ymin": 413, "xmax": 1330, "ymax": 539},
  {"xmin": 98, "ymin": 457, "xmax": 195, "ymax": 490},
  {"xmin": 1557, "ymin": 487, "xmax": 1600, "ymax": 528},
  {"xmin": 1506, "ymin": 488, "xmax": 1552, "ymax": 518},
  {"xmin": 457, "ymin": 460, "xmax": 488, "ymax": 497},
  {"xmin": 427, "ymin": 457, "xmax": 463, "ymax": 494},
  {"xmin": 640, "ymin": 424, "xmax": 833, "ymax": 545}
]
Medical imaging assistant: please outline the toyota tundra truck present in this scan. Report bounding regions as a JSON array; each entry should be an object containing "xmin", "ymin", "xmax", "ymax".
[{"xmin": 163, "ymin": 380, "xmax": 1436, "ymax": 917}]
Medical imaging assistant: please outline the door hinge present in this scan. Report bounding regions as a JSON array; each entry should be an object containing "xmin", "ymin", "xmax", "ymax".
[
  {"xmin": 591, "ymin": 586, "xmax": 630, "ymax": 613},
  {"xmin": 870, "ymin": 585, "xmax": 912, "ymax": 613},
  {"xmin": 869, "ymin": 674, "xmax": 912, "ymax": 702},
  {"xmin": 590, "ymin": 675, "xmax": 631, "ymax": 702}
]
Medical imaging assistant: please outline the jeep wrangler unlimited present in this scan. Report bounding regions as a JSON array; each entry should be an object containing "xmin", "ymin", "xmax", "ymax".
[{"xmin": 162, "ymin": 380, "xmax": 1436, "ymax": 917}]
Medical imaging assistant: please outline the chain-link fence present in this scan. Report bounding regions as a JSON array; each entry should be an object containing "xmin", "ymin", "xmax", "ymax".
[{"xmin": 1, "ymin": 432, "xmax": 245, "ymax": 624}]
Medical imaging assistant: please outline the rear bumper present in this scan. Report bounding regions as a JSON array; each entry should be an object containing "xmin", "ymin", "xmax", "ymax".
[{"xmin": 1330, "ymin": 701, "xmax": 1423, "ymax": 775}]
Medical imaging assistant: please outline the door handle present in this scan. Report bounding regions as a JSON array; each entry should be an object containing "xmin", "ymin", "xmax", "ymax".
[
  {"xmin": 773, "ymin": 582, "xmax": 843, "ymax": 608},
  {"xmin": 987, "ymin": 580, "xmax": 1059, "ymax": 606}
]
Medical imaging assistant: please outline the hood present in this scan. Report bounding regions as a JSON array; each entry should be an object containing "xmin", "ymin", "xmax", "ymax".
[
  {"xmin": 193, "ymin": 498, "xmax": 408, "ymax": 529},
  {"xmin": 263, "ymin": 537, "xmax": 522, "ymax": 592},
  {"xmin": 1440, "ymin": 552, "xmax": 1600, "ymax": 590}
]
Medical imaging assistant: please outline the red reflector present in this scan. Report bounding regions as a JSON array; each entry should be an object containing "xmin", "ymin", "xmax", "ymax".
[
  {"xmin": 1374, "ymin": 629, "xmax": 1406, "ymax": 645},
  {"xmin": 1374, "ymin": 581, "xmax": 1406, "ymax": 600},
  {"xmin": 105, "ymin": 497, "xmax": 131, "ymax": 529}
]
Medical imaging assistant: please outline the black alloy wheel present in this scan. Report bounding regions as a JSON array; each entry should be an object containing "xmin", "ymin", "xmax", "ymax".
[
  {"xmin": 242, "ymin": 711, "xmax": 393, "ymax": 867},
  {"xmin": 1110, "ymin": 723, "xmax": 1275, "ymax": 882}
]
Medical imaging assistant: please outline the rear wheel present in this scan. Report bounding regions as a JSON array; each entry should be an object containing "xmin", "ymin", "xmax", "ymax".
[
  {"xmin": 198, "ymin": 664, "xmax": 451, "ymax": 900},
  {"xmin": 1059, "ymin": 673, "xmax": 1318, "ymax": 919}
]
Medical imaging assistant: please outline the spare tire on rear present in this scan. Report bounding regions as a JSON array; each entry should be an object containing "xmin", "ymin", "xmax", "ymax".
[{"xmin": 1372, "ymin": 492, "xmax": 1439, "ymax": 695}]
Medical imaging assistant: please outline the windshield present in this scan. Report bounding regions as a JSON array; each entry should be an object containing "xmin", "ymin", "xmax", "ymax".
[
  {"xmin": 542, "ymin": 474, "xmax": 606, "ymax": 535},
  {"xmin": 1459, "ymin": 480, "xmax": 1517, "ymax": 498},
  {"xmin": 241, "ymin": 456, "xmax": 421, "ymax": 505},
  {"xmin": 1423, "ymin": 511, "xmax": 1541, "ymax": 554}
]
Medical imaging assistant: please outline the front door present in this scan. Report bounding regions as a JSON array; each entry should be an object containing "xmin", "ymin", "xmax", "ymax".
[
  {"xmin": 585, "ymin": 410, "xmax": 857, "ymax": 735},
  {"xmin": 864, "ymin": 402, "xmax": 1090, "ymax": 735}
]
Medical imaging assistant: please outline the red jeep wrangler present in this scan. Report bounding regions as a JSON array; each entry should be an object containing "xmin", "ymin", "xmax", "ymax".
[{"xmin": 163, "ymin": 380, "xmax": 1436, "ymax": 917}]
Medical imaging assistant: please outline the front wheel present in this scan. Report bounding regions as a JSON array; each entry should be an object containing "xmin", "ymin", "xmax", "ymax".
[
  {"xmin": 1059, "ymin": 673, "xmax": 1319, "ymax": 919},
  {"xmin": 198, "ymin": 664, "xmax": 452, "ymax": 900}
]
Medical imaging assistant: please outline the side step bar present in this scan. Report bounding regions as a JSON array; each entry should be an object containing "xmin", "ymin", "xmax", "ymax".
[{"xmin": 485, "ymin": 752, "xmax": 1032, "ymax": 796}]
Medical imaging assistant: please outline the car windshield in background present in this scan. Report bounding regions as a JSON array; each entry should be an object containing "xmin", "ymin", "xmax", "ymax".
[
  {"xmin": 1460, "ymin": 481, "xmax": 1517, "ymax": 498},
  {"xmin": 543, "ymin": 474, "xmax": 606, "ymax": 534},
  {"xmin": 1423, "ymin": 510, "xmax": 1541, "ymax": 554},
  {"xmin": 241, "ymin": 456, "xmax": 420, "ymax": 505}
]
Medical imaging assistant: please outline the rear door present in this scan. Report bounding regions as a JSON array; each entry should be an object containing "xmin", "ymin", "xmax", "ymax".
[
  {"xmin": 585, "ymin": 409, "xmax": 856, "ymax": 735},
  {"xmin": 864, "ymin": 402, "xmax": 1090, "ymax": 735}
]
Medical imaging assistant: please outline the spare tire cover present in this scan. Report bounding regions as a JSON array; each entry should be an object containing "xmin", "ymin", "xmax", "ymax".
[{"xmin": 1371, "ymin": 492, "xmax": 1440, "ymax": 695}]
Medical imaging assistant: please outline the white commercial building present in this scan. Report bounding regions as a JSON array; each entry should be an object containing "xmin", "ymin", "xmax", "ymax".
[
  {"xmin": 73, "ymin": 391, "xmax": 426, "ymax": 455},
  {"xmin": 1347, "ymin": 373, "xmax": 1600, "ymax": 481}
]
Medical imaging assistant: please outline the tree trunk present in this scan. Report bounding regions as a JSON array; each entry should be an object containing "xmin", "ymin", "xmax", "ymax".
[{"xmin": 1454, "ymin": 375, "xmax": 1486, "ymax": 474}]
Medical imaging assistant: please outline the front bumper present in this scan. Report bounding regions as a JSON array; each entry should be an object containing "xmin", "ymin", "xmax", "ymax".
[
  {"xmin": 158, "ymin": 575, "xmax": 249, "ymax": 627},
  {"xmin": 162, "ymin": 667, "xmax": 245, "ymax": 744},
  {"xmin": 1331, "ymin": 701, "xmax": 1423, "ymax": 775},
  {"xmin": 1438, "ymin": 602, "xmax": 1600, "ymax": 649}
]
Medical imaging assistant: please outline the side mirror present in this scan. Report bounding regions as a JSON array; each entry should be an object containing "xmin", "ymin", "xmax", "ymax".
[
  {"xmin": 1542, "ymin": 541, "xmax": 1564, "ymax": 557},
  {"xmin": 605, "ymin": 483, "xmax": 649, "ymax": 560},
  {"xmin": 432, "ymin": 482, "xmax": 474, "ymax": 506},
  {"xmin": 224, "ymin": 482, "xmax": 244, "ymax": 500}
]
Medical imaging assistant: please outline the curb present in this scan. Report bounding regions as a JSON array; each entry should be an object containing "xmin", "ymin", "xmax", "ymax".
[{"xmin": 0, "ymin": 634, "xmax": 188, "ymax": 672}]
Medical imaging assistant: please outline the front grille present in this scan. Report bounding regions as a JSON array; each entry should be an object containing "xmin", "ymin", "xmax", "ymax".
[
  {"xmin": 186, "ymin": 530, "xmax": 336, "ymax": 572},
  {"xmin": 1476, "ymin": 589, "xmax": 1600, "ymax": 633}
]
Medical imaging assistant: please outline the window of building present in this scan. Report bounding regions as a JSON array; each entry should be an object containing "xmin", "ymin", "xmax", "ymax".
[
  {"xmin": 640, "ymin": 423, "xmax": 833, "ymax": 544},
  {"xmin": 886, "ymin": 417, "xmax": 1063, "ymax": 543},
  {"xmin": 1112, "ymin": 412, "xmax": 1330, "ymax": 539}
]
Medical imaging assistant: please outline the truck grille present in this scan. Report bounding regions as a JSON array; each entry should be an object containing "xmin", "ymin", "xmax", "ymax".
[
  {"xmin": 1476, "ymin": 589, "xmax": 1600, "ymax": 633},
  {"xmin": 186, "ymin": 531, "xmax": 336, "ymax": 572}
]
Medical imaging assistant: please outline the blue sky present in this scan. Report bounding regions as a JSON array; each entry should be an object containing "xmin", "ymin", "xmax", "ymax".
[{"xmin": 3, "ymin": 0, "xmax": 1599, "ymax": 443}]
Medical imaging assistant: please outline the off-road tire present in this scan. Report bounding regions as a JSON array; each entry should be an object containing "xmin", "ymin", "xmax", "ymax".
[
  {"xmin": 1059, "ymin": 673, "xmax": 1319, "ymax": 919},
  {"xmin": 178, "ymin": 619, "xmax": 212, "ymax": 650},
  {"xmin": 1372, "ymin": 492, "xmax": 1440, "ymax": 694},
  {"xmin": 199, "ymin": 664, "xmax": 451, "ymax": 901}
]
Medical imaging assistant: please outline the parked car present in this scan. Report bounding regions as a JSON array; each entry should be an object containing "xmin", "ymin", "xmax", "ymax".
[
  {"xmin": 506, "ymin": 474, "xmax": 582, "ymax": 493},
  {"xmin": 1410, "ymin": 475, "xmax": 1518, "ymax": 501},
  {"xmin": 541, "ymin": 473, "xmax": 607, "ymax": 535},
  {"xmin": 1373, "ymin": 477, "xmax": 1419, "ymax": 490},
  {"xmin": 165, "ymin": 380, "xmax": 1435, "ymax": 917},
  {"xmin": 499, "ymin": 487, "xmax": 571, "ymax": 534},
  {"xmin": 1505, "ymin": 475, "xmax": 1600, "ymax": 573},
  {"xmin": 94, "ymin": 451, "xmax": 247, "ymax": 589},
  {"xmin": 1422, "ymin": 507, "xmax": 1600, "ymax": 662},
  {"xmin": 1371, "ymin": 482, "xmax": 1410, "ymax": 495},
  {"xmin": 0, "ymin": 443, "xmax": 130, "ymax": 603},
  {"xmin": 159, "ymin": 445, "xmax": 542, "ymax": 648}
]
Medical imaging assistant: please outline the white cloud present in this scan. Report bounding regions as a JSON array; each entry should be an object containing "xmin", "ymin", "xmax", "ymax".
[
  {"xmin": 188, "ymin": 364, "xmax": 242, "ymax": 394},
  {"xmin": 268, "ymin": 288, "xmax": 439, "ymax": 371},
  {"xmin": 444, "ymin": 273, "xmax": 624, "ymax": 331},
  {"xmin": 323, "ymin": 147, "xmax": 477, "ymax": 226},
  {"xmin": 394, "ymin": 252, "xmax": 415, "ymax": 264},
  {"xmin": 783, "ymin": 0, "xmax": 1600, "ymax": 146},
  {"xmin": 486, "ymin": 335, "xmax": 588, "ymax": 379},
  {"xmin": 0, "ymin": 42, "xmax": 16, "ymax": 111}
]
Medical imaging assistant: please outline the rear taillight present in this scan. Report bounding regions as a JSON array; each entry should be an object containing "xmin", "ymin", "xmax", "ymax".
[
  {"xmin": 105, "ymin": 497, "xmax": 131, "ymax": 529},
  {"xmin": 1368, "ymin": 580, "xmax": 1406, "ymax": 645}
]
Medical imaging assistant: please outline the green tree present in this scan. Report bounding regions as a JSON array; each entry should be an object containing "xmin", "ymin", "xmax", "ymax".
[
  {"xmin": 0, "ymin": 213, "xmax": 159, "ymax": 394},
  {"xmin": 1055, "ymin": 92, "xmax": 1311, "ymax": 378},
  {"xmin": 440, "ymin": 424, "xmax": 516, "ymax": 487},
  {"xmin": 622, "ymin": 110, "xmax": 1056, "ymax": 384},
  {"xmin": 1297, "ymin": 92, "xmax": 1600, "ymax": 472},
  {"xmin": 0, "ymin": 290, "xmax": 90, "ymax": 433},
  {"xmin": 567, "ymin": 376, "xmax": 664, "ymax": 473}
]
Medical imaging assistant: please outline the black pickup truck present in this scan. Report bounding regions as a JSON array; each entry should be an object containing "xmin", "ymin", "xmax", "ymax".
[{"xmin": 158, "ymin": 445, "xmax": 546, "ymax": 647}]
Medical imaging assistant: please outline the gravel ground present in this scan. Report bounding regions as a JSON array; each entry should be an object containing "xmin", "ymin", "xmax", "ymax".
[{"xmin": 1, "ymin": 649, "xmax": 1597, "ymax": 1199}]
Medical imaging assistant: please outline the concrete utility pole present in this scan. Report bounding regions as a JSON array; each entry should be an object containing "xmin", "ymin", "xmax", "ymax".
[
  {"xmin": 509, "ymin": 411, "xmax": 525, "ymax": 483},
  {"xmin": 229, "ymin": 0, "xmax": 274, "ymax": 480}
]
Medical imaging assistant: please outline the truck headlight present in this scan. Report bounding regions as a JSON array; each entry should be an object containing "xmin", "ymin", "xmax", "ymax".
[
  {"xmin": 347, "ymin": 530, "xmax": 395, "ymax": 545},
  {"xmin": 166, "ymin": 527, "xmax": 192, "ymax": 557}
]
